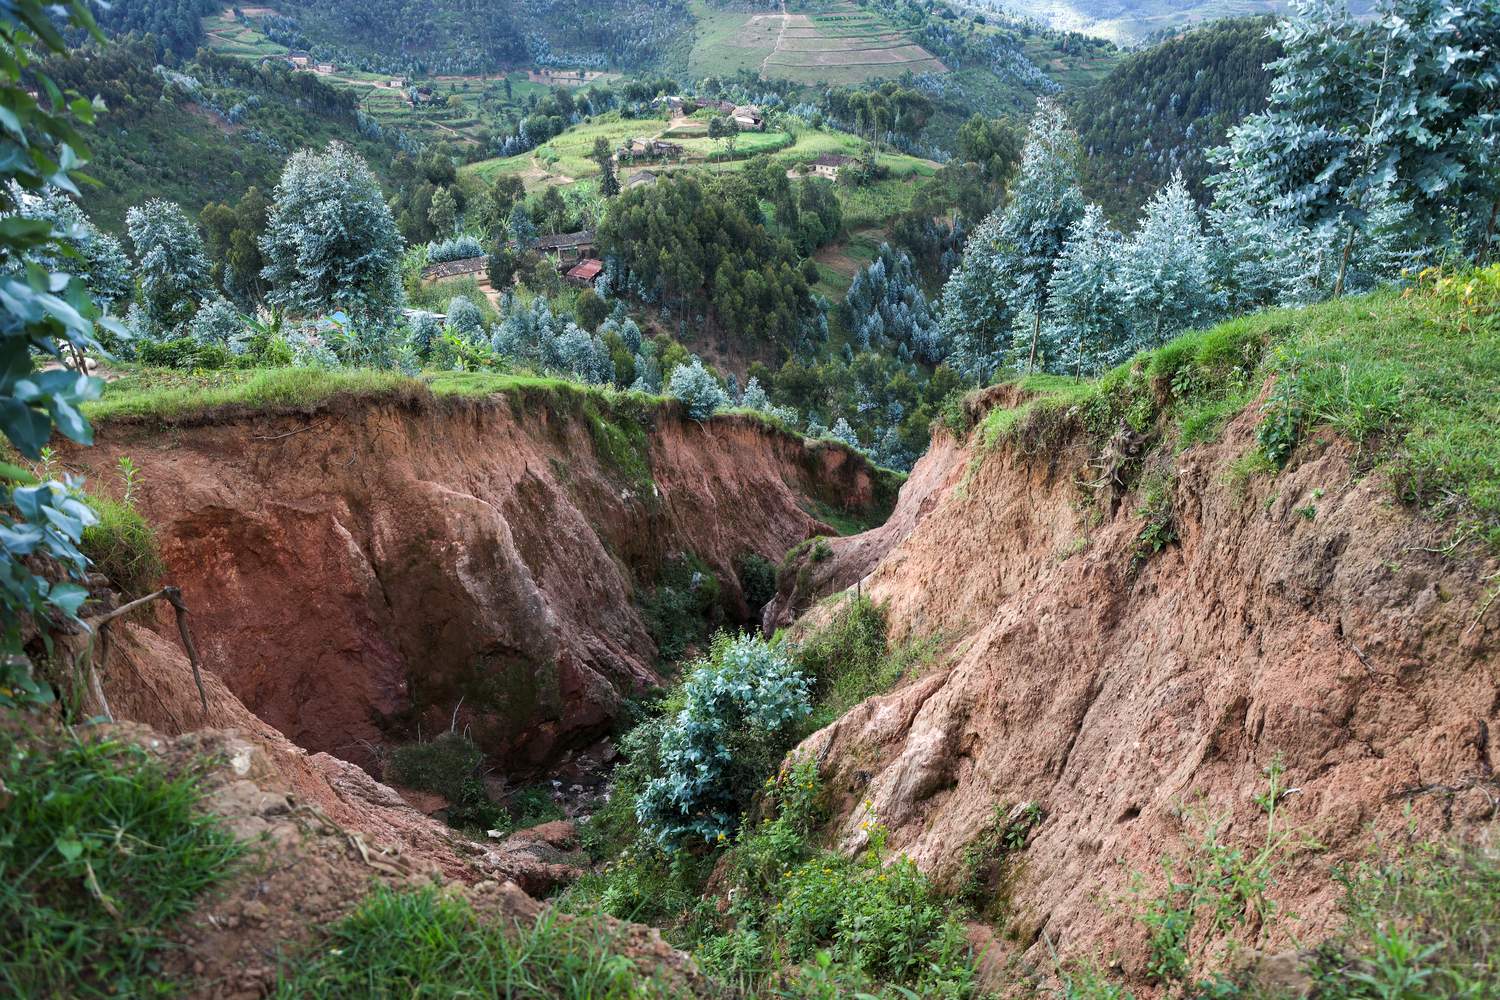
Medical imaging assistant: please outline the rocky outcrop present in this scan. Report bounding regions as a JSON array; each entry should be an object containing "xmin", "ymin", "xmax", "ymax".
[
  {"xmin": 791, "ymin": 395, "xmax": 1500, "ymax": 978},
  {"xmin": 67, "ymin": 387, "xmax": 892, "ymax": 774}
]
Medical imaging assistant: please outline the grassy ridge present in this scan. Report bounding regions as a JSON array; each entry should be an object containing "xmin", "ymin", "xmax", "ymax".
[{"xmin": 972, "ymin": 268, "xmax": 1500, "ymax": 551}]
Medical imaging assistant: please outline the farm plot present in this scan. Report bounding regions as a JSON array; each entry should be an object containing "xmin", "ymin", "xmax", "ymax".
[{"xmin": 753, "ymin": 5, "xmax": 947, "ymax": 84}]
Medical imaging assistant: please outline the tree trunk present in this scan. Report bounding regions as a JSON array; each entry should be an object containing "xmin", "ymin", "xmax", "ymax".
[
  {"xmin": 1027, "ymin": 310, "xmax": 1041, "ymax": 374},
  {"xmin": 1074, "ymin": 328, "xmax": 1084, "ymax": 382},
  {"xmin": 1333, "ymin": 225, "xmax": 1357, "ymax": 299}
]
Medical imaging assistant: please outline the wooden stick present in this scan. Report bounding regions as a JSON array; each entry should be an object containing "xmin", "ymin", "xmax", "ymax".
[{"xmin": 90, "ymin": 586, "xmax": 210, "ymax": 715}]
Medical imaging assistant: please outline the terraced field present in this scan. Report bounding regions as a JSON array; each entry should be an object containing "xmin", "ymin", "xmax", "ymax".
[{"xmin": 688, "ymin": 0, "xmax": 946, "ymax": 84}]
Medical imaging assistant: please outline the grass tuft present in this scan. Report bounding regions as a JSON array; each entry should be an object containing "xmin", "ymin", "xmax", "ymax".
[
  {"xmin": 80, "ymin": 494, "xmax": 165, "ymax": 596},
  {"xmin": 274, "ymin": 886, "xmax": 665, "ymax": 998},
  {"xmin": 0, "ymin": 727, "xmax": 244, "ymax": 998}
]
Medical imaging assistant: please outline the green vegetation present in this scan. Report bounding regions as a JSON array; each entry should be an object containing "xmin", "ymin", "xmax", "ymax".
[
  {"xmin": 640, "ymin": 554, "xmax": 724, "ymax": 664},
  {"xmin": 972, "ymin": 269, "xmax": 1500, "ymax": 551},
  {"xmin": 80, "ymin": 493, "xmax": 164, "ymax": 597},
  {"xmin": 387, "ymin": 733, "xmax": 563, "ymax": 835},
  {"xmin": 274, "ymin": 886, "xmax": 677, "ymax": 998},
  {"xmin": 1063, "ymin": 755, "xmax": 1498, "ymax": 999},
  {"xmin": 1068, "ymin": 17, "xmax": 1281, "ymax": 223},
  {"xmin": 793, "ymin": 594, "xmax": 936, "ymax": 726},
  {"xmin": 0, "ymin": 728, "xmax": 245, "ymax": 998}
]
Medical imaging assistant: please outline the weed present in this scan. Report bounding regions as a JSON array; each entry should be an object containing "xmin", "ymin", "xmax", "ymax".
[
  {"xmin": 0, "ymin": 727, "xmax": 244, "ymax": 997},
  {"xmin": 734, "ymin": 552, "xmax": 777, "ymax": 613},
  {"xmin": 274, "ymin": 886, "xmax": 672, "ymax": 998},
  {"xmin": 1133, "ymin": 469, "xmax": 1178, "ymax": 565},
  {"xmin": 957, "ymin": 802, "xmax": 1044, "ymax": 925},
  {"xmin": 387, "ymin": 732, "xmax": 506, "ymax": 833},
  {"xmin": 791, "ymin": 595, "xmax": 940, "ymax": 729},
  {"xmin": 80, "ymin": 494, "xmax": 165, "ymax": 596}
]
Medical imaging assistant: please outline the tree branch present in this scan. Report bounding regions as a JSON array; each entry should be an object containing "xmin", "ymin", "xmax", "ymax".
[{"xmin": 91, "ymin": 586, "xmax": 210, "ymax": 715}]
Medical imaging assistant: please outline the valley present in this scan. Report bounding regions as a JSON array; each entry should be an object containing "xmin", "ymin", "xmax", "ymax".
[{"xmin": 3, "ymin": 0, "xmax": 1497, "ymax": 997}]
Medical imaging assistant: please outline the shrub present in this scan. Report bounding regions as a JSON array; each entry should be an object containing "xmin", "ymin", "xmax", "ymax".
[
  {"xmin": 275, "ymin": 886, "xmax": 665, "ymax": 998},
  {"xmin": 426, "ymin": 234, "xmax": 484, "ymax": 264},
  {"xmin": 635, "ymin": 634, "xmax": 811, "ymax": 847},
  {"xmin": 667, "ymin": 356, "xmax": 728, "ymax": 421},
  {"xmin": 640, "ymin": 554, "xmax": 722, "ymax": 662},
  {"xmin": 0, "ymin": 729, "xmax": 245, "ymax": 997},
  {"xmin": 386, "ymin": 732, "xmax": 504, "ymax": 832},
  {"xmin": 734, "ymin": 552, "xmax": 777, "ymax": 614}
]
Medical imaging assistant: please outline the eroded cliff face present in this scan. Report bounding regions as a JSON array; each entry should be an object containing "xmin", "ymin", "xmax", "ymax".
[
  {"xmin": 785, "ymin": 390, "xmax": 1499, "ymax": 976},
  {"xmin": 67, "ymin": 388, "xmax": 890, "ymax": 774}
]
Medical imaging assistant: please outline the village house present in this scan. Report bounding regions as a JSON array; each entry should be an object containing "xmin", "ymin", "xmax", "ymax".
[
  {"xmin": 505, "ymin": 229, "xmax": 597, "ymax": 265},
  {"xmin": 812, "ymin": 153, "xmax": 855, "ymax": 179},
  {"xmin": 388, "ymin": 77, "xmax": 406, "ymax": 88},
  {"xmin": 565, "ymin": 258, "xmax": 604, "ymax": 286},
  {"xmin": 285, "ymin": 50, "xmax": 311, "ymax": 68},
  {"xmin": 314, "ymin": 62, "xmax": 335, "ymax": 75},
  {"xmin": 732, "ymin": 105, "xmax": 765, "ymax": 131},
  {"xmin": 410, "ymin": 86, "xmax": 437, "ymax": 107},
  {"xmin": 626, "ymin": 169, "xmax": 658, "ymax": 190},
  {"xmin": 419, "ymin": 255, "xmax": 488, "ymax": 282},
  {"xmin": 617, "ymin": 138, "xmax": 684, "ymax": 162}
]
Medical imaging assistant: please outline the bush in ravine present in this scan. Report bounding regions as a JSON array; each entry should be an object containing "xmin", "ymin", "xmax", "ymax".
[{"xmin": 636, "ymin": 634, "xmax": 810, "ymax": 847}]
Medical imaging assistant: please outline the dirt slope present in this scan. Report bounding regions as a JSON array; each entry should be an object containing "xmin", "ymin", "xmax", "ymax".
[
  {"xmin": 65, "ymin": 388, "xmax": 890, "ymax": 775},
  {"xmin": 786, "ymin": 391, "xmax": 1499, "ymax": 978}
]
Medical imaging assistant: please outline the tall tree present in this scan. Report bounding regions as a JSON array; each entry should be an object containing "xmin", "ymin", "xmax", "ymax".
[
  {"xmin": 592, "ymin": 137, "xmax": 620, "ymax": 197},
  {"xmin": 1040, "ymin": 206, "xmax": 1127, "ymax": 379},
  {"xmin": 260, "ymin": 142, "xmax": 405, "ymax": 329},
  {"xmin": 1116, "ymin": 174, "xmax": 1222, "ymax": 349},
  {"xmin": 126, "ymin": 199, "xmax": 213, "ymax": 332},
  {"xmin": 1212, "ymin": 0, "xmax": 1500, "ymax": 293},
  {"xmin": 997, "ymin": 99, "xmax": 1086, "ymax": 372}
]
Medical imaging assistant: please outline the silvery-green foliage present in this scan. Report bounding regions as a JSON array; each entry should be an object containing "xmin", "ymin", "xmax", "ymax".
[
  {"xmin": 829, "ymin": 417, "xmax": 862, "ymax": 450},
  {"xmin": 846, "ymin": 243, "xmax": 942, "ymax": 364},
  {"xmin": 632, "ymin": 341, "xmax": 662, "ymax": 394},
  {"xmin": 408, "ymin": 311, "xmax": 444, "ymax": 357},
  {"xmin": 126, "ymin": 198, "xmax": 212, "ymax": 333},
  {"xmin": 260, "ymin": 142, "xmax": 406, "ymax": 331},
  {"xmin": 427, "ymin": 234, "xmax": 484, "ymax": 264},
  {"xmin": 941, "ymin": 100, "xmax": 1085, "ymax": 383},
  {"xmin": 1211, "ymin": 0, "xmax": 1500, "ymax": 268},
  {"xmin": 4, "ymin": 182, "xmax": 131, "ymax": 309},
  {"xmin": 939, "ymin": 212, "xmax": 1013, "ymax": 383},
  {"xmin": 490, "ymin": 295, "xmax": 557, "ymax": 366},
  {"xmin": 1040, "ymin": 205, "xmax": 1131, "ymax": 377},
  {"xmin": 553, "ymin": 323, "xmax": 612, "ymax": 384},
  {"xmin": 995, "ymin": 99, "xmax": 1086, "ymax": 324},
  {"xmin": 636, "ymin": 635, "xmax": 811, "ymax": 846},
  {"xmin": 668, "ymin": 356, "xmax": 728, "ymax": 421},
  {"xmin": 445, "ymin": 295, "xmax": 484, "ymax": 341},
  {"xmin": 741, "ymin": 376, "xmax": 770, "ymax": 411},
  {"xmin": 873, "ymin": 425, "xmax": 910, "ymax": 470},
  {"xmin": 1116, "ymin": 173, "xmax": 1223, "ymax": 350},
  {"xmin": 187, "ymin": 298, "xmax": 246, "ymax": 351},
  {"xmin": 507, "ymin": 202, "xmax": 537, "ymax": 250}
]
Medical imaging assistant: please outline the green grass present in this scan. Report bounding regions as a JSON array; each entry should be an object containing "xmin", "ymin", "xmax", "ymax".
[
  {"xmin": 81, "ymin": 494, "xmax": 165, "ymax": 597},
  {"xmin": 274, "ymin": 886, "xmax": 676, "ymax": 998},
  {"xmin": 971, "ymin": 269, "xmax": 1500, "ymax": 550},
  {"xmin": 85, "ymin": 367, "xmax": 426, "ymax": 424},
  {"xmin": 0, "ymin": 727, "xmax": 245, "ymax": 998},
  {"xmin": 791, "ymin": 594, "xmax": 939, "ymax": 727}
]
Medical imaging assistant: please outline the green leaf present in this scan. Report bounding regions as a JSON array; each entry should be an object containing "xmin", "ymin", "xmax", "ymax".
[{"xmin": 54, "ymin": 837, "xmax": 84, "ymax": 862}]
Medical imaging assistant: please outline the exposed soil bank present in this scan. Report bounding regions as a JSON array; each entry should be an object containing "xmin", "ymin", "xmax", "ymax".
[
  {"xmin": 781, "ymin": 387, "xmax": 1499, "ymax": 978},
  {"xmin": 67, "ymin": 387, "xmax": 893, "ymax": 774}
]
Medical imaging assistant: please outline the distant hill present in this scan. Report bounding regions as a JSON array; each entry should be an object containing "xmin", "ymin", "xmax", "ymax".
[
  {"xmin": 1068, "ymin": 16, "xmax": 1281, "ymax": 223},
  {"xmin": 237, "ymin": 0, "xmax": 694, "ymax": 75},
  {"xmin": 971, "ymin": 0, "xmax": 1375, "ymax": 44},
  {"xmin": 42, "ymin": 39, "xmax": 399, "ymax": 233}
]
